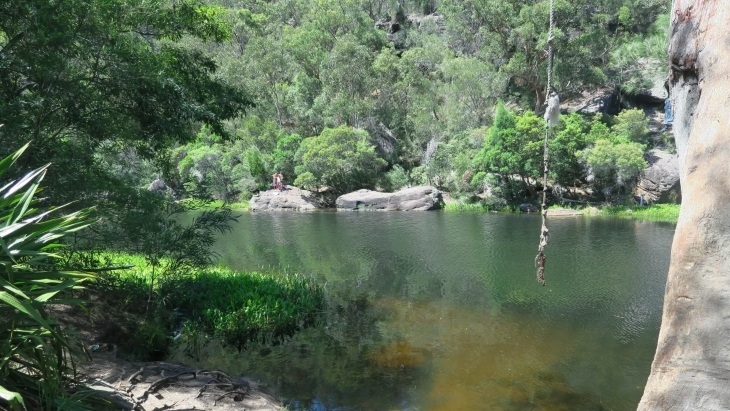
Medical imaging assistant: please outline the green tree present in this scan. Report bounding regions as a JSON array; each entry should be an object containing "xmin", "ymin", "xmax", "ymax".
[
  {"xmin": 473, "ymin": 102, "xmax": 543, "ymax": 196},
  {"xmin": 579, "ymin": 138, "xmax": 647, "ymax": 198},
  {"xmin": 273, "ymin": 133, "xmax": 304, "ymax": 182},
  {"xmin": 438, "ymin": 0, "xmax": 666, "ymax": 110},
  {"xmin": 549, "ymin": 113, "xmax": 590, "ymax": 188},
  {"xmin": 612, "ymin": 108, "xmax": 650, "ymax": 144},
  {"xmin": 294, "ymin": 126, "xmax": 386, "ymax": 195},
  {"xmin": 315, "ymin": 34, "xmax": 376, "ymax": 127},
  {"xmin": 440, "ymin": 56, "xmax": 506, "ymax": 131},
  {"xmin": 0, "ymin": 144, "xmax": 102, "ymax": 410},
  {"xmin": 0, "ymin": 0, "xmax": 252, "ymax": 206}
]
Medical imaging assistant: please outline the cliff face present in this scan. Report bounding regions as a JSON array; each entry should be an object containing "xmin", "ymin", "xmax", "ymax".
[{"xmin": 638, "ymin": 1, "xmax": 730, "ymax": 410}]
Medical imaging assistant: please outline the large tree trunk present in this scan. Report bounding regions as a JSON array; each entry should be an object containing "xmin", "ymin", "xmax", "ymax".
[{"xmin": 638, "ymin": 1, "xmax": 730, "ymax": 410}]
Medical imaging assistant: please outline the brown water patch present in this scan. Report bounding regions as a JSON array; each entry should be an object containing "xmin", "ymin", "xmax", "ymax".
[
  {"xmin": 374, "ymin": 298, "xmax": 600, "ymax": 411},
  {"xmin": 370, "ymin": 340, "xmax": 427, "ymax": 368}
]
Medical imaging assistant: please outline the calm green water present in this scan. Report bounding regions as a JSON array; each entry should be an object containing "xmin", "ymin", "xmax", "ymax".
[{"xmin": 176, "ymin": 212, "xmax": 673, "ymax": 411}]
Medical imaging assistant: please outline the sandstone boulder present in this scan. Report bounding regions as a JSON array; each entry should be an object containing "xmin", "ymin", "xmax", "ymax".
[
  {"xmin": 336, "ymin": 186, "xmax": 442, "ymax": 211},
  {"xmin": 636, "ymin": 149, "xmax": 680, "ymax": 204},
  {"xmin": 250, "ymin": 187, "xmax": 318, "ymax": 211}
]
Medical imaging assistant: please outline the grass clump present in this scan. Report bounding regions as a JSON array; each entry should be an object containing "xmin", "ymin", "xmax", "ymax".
[
  {"xmin": 166, "ymin": 268, "xmax": 324, "ymax": 350},
  {"xmin": 595, "ymin": 204, "xmax": 680, "ymax": 223},
  {"xmin": 206, "ymin": 199, "xmax": 250, "ymax": 210},
  {"xmin": 89, "ymin": 252, "xmax": 324, "ymax": 357},
  {"xmin": 443, "ymin": 202, "xmax": 492, "ymax": 212}
]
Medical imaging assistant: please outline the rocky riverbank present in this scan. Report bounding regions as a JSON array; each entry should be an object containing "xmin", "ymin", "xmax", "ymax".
[{"xmin": 81, "ymin": 352, "xmax": 282, "ymax": 411}]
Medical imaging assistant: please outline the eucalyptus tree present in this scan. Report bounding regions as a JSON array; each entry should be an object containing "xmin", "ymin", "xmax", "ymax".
[
  {"xmin": 316, "ymin": 34, "xmax": 377, "ymax": 128},
  {"xmin": 0, "ymin": 0, "xmax": 252, "ymax": 206},
  {"xmin": 439, "ymin": 0, "xmax": 668, "ymax": 111}
]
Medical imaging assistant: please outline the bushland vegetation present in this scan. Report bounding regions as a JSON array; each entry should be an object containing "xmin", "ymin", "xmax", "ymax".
[{"xmin": 0, "ymin": 0, "xmax": 674, "ymax": 407}]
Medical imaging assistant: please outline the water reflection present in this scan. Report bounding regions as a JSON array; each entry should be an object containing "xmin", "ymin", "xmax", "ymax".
[{"xmin": 174, "ymin": 212, "xmax": 674, "ymax": 411}]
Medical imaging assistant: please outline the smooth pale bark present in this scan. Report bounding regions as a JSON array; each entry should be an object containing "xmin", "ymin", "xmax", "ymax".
[{"xmin": 638, "ymin": 1, "xmax": 730, "ymax": 410}]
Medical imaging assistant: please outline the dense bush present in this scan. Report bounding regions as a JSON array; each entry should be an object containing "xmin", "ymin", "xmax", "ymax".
[
  {"xmin": 294, "ymin": 126, "xmax": 387, "ymax": 195},
  {"xmin": 0, "ymin": 144, "xmax": 107, "ymax": 410}
]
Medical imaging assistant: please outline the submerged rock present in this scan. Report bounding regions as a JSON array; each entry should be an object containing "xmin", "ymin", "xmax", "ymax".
[
  {"xmin": 636, "ymin": 149, "xmax": 680, "ymax": 204},
  {"xmin": 250, "ymin": 187, "xmax": 319, "ymax": 211},
  {"xmin": 336, "ymin": 186, "xmax": 442, "ymax": 211}
]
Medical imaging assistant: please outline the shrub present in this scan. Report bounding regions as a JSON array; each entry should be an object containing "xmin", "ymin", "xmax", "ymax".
[
  {"xmin": 0, "ymin": 143, "xmax": 107, "ymax": 410},
  {"xmin": 385, "ymin": 165, "xmax": 409, "ymax": 191},
  {"xmin": 613, "ymin": 108, "xmax": 650, "ymax": 144}
]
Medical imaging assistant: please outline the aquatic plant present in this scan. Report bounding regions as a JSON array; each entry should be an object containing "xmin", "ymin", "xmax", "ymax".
[
  {"xmin": 596, "ymin": 204, "xmax": 679, "ymax": 223},
  {"xmin": 443, "ymin": 202, "xmax": 492, "ymax": 212}
]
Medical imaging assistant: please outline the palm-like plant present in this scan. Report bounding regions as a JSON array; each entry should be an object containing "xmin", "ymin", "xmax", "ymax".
[{"xmin": 0, "ymin": 143, "xmax": 99, "ymax": 410}]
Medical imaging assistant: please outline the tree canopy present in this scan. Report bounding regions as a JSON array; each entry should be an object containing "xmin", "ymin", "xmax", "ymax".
[{"xmin": 1, "ymin": 0, "xmax": 671, "ymax": 208}]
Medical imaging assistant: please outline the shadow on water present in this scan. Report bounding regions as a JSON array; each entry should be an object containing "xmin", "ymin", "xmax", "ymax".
[{"xmin": 173, "ymin": 212, "xmax": 674, "ymax": 411}]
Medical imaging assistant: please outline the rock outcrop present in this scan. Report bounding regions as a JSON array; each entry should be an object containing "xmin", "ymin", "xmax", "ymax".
[
  {"xmin": 250, "ymin": 187, "xmax": 318, "ymax": 211},
  {"xmin": 639, "ymin": 2, "xmax": 730, "ymax": 410},
  {"xmin": 519, "ymin": 203, "xmax": 539, "ymax": 213},
  {"xmin": 147, "ymin": 179, "xmax": 169, "ymax": 193},
  {"xmin": 635, "ymin": 149, "xmax": 681, "ymax": 204},
  {"xmin": 336, "ymin": 186, "xmax": 442, "ymax": 211},
  {"xmin": 562, "ymin": 87, "xmax": 619, "ymax": 115}
]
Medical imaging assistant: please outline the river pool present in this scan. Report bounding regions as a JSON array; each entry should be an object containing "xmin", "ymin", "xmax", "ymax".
[{"xmin": 174, "ymin": 211, "xmax": 673, "ymax": 411}]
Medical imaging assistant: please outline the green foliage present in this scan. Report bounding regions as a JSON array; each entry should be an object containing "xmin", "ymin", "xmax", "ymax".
[
  {"xmin": 384, "ymin": 165, "xmax": 410, "ymax": 191},
  {"xmin": 439, "ymin": 0, "xmax": 634, "ymax": 109},
  {"xmin": 580, "ymin": 138, "xmax": 647, "ymax": 197},
  {"xmin": 0, "ymin": 145, "xmax": 108, "ymax": 410},
  {"xmin": 443, "ymin": 202, "xmax": 492, "ymax": 212},
  {"xmin": 273, "ymin": 133, "xmax": 304, "ymax": 182},
  {"xmin": 440, "ymin": 57, "xmax": 505, "ymax": 131},
  {"xmin": 293, "ymin": 172, "xmax": 318, "ymax": 191},
  {"xmin": 612, "ymin": 108, "xmax": 650, "ymax": 144},
  {"xmin": 2, "ymin": 0, "xmax": 670, "ymax": 212},
  {"xmin": 294, "ymin": 126, "xmax": 386, "ymax": 195},
  {"xmin": 473, "ymin": 102, "xmax": 544, "ymax": 195},
  {"xmin": 90, "ymin": 253, "xmax": 324, "ymax": 353},
  {"xmin": 609, "ymin": 12, "xmax": 670, "ymax": 95},
  {"xmin": 596, "ymin": 204, "xmax": 679, "ymax": 223},
  {"xmin": 550, "ymin": 113, "xmax": 590, "ymax": 187},
  {"xmin": 0, "ymin": 0, "xmax": 252, "ymax": 206},
  {"xmin": 168, "ymin": 269, "xmax": 324, "ymax": 350}
]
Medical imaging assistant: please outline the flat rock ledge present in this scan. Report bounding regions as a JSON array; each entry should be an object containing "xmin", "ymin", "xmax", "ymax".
[
  {"xmin": 336, "ymin": 186, "xmax": 443, "ymax": 211},
  {"xmin": 250, "ymin": 187, "xmax": 318, "ymax": 211},
  {"xmin": 546, "ymin": 208, "xmax": 584, "ymax": 217}
]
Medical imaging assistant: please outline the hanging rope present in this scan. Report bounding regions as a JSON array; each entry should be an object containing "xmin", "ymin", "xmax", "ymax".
[{"xmin": 535, "ymin": 0, "xmax": 557, "ymax": 286}]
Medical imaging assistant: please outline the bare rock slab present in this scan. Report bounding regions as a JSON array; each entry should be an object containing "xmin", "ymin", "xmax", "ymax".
[
  {"xmin": 250, "ymin": 187, "xmax": 319, "ymax": 211},
  {"xmin": 636, "ymin": 149, "xmax": 681, "ymax": 204},
  {"xmin": 336, "ymin": 186, "xmax": 443, "ymax": 211}
]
